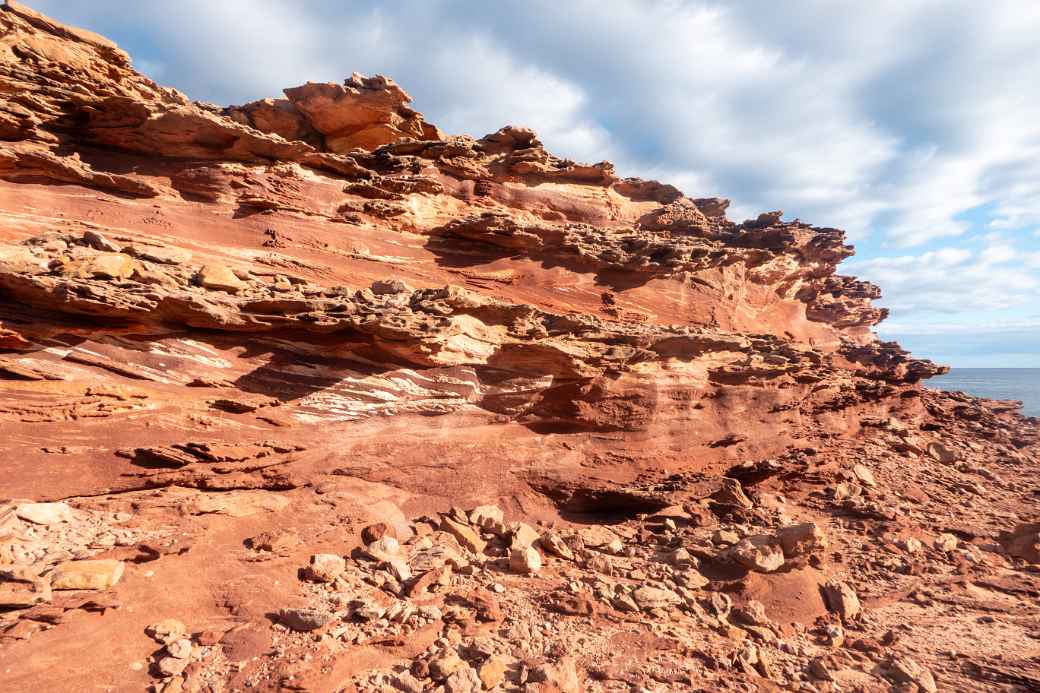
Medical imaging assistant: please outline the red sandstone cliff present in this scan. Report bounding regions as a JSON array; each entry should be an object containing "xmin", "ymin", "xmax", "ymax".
[{"xmin": 0, "ymin": 3, "xmax": 1036, "ymax": 692}]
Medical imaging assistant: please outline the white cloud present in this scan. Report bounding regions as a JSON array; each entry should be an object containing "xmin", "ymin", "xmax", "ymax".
[
  {"xmin": 882, "ymin": 317, "xmax": 1040, "ymax": 336},
  {"xmin": 850, "ymin": 240, "xmax": 1040, "ymax": 317}
]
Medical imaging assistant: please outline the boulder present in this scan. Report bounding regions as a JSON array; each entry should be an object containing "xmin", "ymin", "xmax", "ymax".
[{"xmin": 282, "ymin": 74, "xmax": 438, "ymax": 153}]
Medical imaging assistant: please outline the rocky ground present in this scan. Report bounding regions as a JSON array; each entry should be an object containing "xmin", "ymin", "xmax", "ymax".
[{"xmin": 0, "ymin": 2, "xmax": 1038, "ymax": 691}]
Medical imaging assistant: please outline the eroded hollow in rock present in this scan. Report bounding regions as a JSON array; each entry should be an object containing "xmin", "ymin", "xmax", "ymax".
[{"xmin": 530, "ymin": 482, "xmax": 671, "ymax": 524}]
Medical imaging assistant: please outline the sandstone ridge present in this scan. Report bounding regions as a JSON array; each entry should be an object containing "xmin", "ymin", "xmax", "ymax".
[{"xmin": 0, "ymin": 4, "xmax": 1037, "ymax": 692}]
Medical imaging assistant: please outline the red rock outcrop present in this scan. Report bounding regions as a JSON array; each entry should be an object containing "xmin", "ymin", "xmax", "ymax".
[{"xmin": 0, "ymin": 4, "xmax": 1036, "ymax": 692}]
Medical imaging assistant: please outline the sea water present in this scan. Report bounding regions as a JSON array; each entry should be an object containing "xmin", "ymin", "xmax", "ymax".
[{"xmin": 928, "ymin": 368, "xmax": 1040, "ymax": 417}]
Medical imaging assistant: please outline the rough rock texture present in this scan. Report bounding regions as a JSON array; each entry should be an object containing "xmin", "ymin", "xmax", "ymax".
[{"xmin": 0, "ymin": 4, "xmax": 1037, "ymax": 692}]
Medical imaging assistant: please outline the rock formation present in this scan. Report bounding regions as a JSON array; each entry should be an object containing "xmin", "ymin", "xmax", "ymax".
[{"xmin": 0, "ymin": 3, "xmax": 1037, "ymax": 691}]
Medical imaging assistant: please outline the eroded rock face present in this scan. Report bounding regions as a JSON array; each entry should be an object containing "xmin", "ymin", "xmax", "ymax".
[{"xmin": 0, "ymin": 5, "xmax": 1036, "ymax": 693}]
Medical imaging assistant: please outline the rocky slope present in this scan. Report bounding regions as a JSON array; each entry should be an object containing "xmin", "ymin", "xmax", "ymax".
[{"xmin": 0, "ymin": 3, "xmax": 1037, "ymax": 692}]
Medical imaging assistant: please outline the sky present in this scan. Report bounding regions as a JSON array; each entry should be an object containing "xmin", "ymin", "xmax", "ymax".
[{"xmin": 34, "ymin": 1, "xmax": 1040, "ymax": 368}]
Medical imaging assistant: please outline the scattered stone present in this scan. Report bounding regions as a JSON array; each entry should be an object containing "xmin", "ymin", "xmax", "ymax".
[
  {"xmin": 429, "ymin": 651, "xmax": 464, "ymax": 681},
  {"xmin": 705, "ymin": 592, "xmax": 732, "ymax": 619},
  {"xmin": 248, "ymin": 529, "xmax": 300, "ymax": 554},
  {"xmin": 900, "ymin": 537, "xmax": 923, "ymax": 555},
  {"xmin": 509, "ymin": 545, "xmax": 542, "ymax": 574},
  {"xmin": 1001, "ymin": 523, "xmax": 1040, "ymax": 563},
  {"xmin": 278, "ymin": 607, "xmax": 331, "ymax": 632},
  {"xmin": 539, "ymin": 531, "xmax": 574, "ymax": 560},
  {"xmin": 146, "ymin": 619, "xmax": 187, "ymax": 644},
  {"xmin": 84, "ymin": 252, "xmax": 134, "ymax": 280},
  {"xmin": 934, "ymin": 533, "xmax": 959, "ymax": 552},
  {"xmin": 478, "ymin": 655, "xmax": 508, "ymax": 689},
  {"xmin": 510, "ymin": 522, "xmax": 539, "ymax": 549},
  {"xmin": 155, "ymin": 655, "xmax": 189, "ymax": 677},
  {"xmin": 469, "ymin": 504, "xmax": 506, "ymax": 534},
  {"xmin": 196, "ymin": 264, "xmax": 247, "ymax": 293},
  {"xmin": 305, "ymin": 553, "xmax": 345, "ymax": 583},
  {"xmin": 631, "ymin": 586, "xmax": 681, "ymax": 611},
  {"xmin": 889, "ymin": 656, "xmax": 937, "ymax": 692},
  {"xmin": 927, "ymin": 442, "xmax": 959, "ymax": 463},
  {"xmin": 725, "ymin": 536, "xmax": 785, "ymax": 572},
  {"xmin": 576, "ymin": 526, "xmax": 623, "ymax": 554},
  {"xmin": 387, "ymin": 558, "xmax": 412, "ymax": 582},
  {"xmin": 852, "ymin": 464, "xmax": 876, "ymax": 487},
  {"xmin": 714, "ymin": 478, "xmax": 754, "ymax": 510},
  {"xmin": 366, "ymin": 536, "xmax": 401, "ymax": 562},
  {"xmin": 713, "ymin": 528, "xmax": 740, "ymax": 545},
  {"xmin": 0, "ymin": 567, "xmax": 51, "ymax": 608},
  {"xmin": 667, "ymin": 547, "xmax": 695, "ymax": 567},
  {"xmin": 530, "ymin": 657, "xmax": 581, "ymax": 693},
  {"xmin": 128, "ymin": 245, "xmax": 191, "ymax": 265},
  {"xmin": 196, "ymin": 629, "xmax": 225, "ymax": 646},
  {"xmin": 50, "ymin": 559, "xmax": 125, "ymax": 590},
  {"xmin": 733, "ymin": 599, "xmax": 771, "ymax": 627},
  {"xmin": 683, "ymin": 567, "xmax": 711, "ymax": 589},
  {"xmin": 81, "ymin": 230, "xmax": 119, "ymax": 252},
  {"xmin": 390, "ymin": 672, "xmax": 424, "ymax": 693},
  {"xmin": 441, "ymin": 517, "xmax": 487, "ymax": 554},
  {"xmin": 822, "ymin": 580, "xmax": 861, "ymax": 622},
  {"xmin": 444, "ymin": 664, "xmax": 481, "ymax": 693},
  {"xmin": 165, "ymin": 638, "xmax": 193, "ymax": 659},
  {"xmin": 776, "ymin": 522, "xmax": 828, "ymax": 558},
  {"xmin": 361, "ymin": 522, "xmax": 396, "ymax": 545}
]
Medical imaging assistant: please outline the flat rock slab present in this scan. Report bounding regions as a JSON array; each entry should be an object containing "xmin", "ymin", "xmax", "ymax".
[
  {"xmin": 16, "ymin": 501, "xmax": 74, "ymax": 525},
  {"xmin": 50, "ymin": 559, "xmax": 125, "ymax": 590}
]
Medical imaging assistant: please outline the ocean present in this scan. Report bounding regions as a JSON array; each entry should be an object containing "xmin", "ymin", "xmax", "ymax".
[{"xmin": 927, "ymin": 368, "xmax": 1040, "ymax": 417}]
